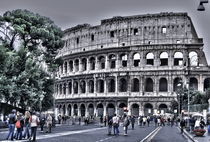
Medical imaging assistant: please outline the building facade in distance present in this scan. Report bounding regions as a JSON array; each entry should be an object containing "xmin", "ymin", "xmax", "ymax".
[{"xmin": 54, "ymin": 12, "xmax": 210, "ymax": 117}]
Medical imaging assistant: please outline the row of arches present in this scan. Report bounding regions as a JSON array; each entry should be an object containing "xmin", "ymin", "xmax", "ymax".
[
  {"xmin": 56, "ymin": 77, "xmax": 210, "ymax": 95},
  {"xmin": 57, "ymin": 102, "xmax": 169, "ymax": 117},
  {"xmin": 59, "ymin": 51, "xmax": 199, "ymax": 74}
]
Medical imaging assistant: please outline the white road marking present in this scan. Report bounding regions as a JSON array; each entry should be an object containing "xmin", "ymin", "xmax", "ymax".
[{"xmin": 140, "ymin": 126, "xmax": 162, "ymax": 142}]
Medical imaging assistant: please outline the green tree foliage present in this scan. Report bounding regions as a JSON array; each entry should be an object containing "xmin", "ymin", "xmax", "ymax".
[{"xmin": 0, "ymin": 9, "xmax": 64, "ymax": 111}]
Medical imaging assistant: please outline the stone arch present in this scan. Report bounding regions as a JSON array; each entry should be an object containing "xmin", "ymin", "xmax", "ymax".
[
  {"xmin": 64, "ymin": 62, "xmax": 68, "ymax": 74},
  {"xmin": 89, "ymin": 80, "xmax": 94, "ymax": 93},
  {"xmin": 159, "ymin": 78, "xmax": 168, "ymax": 92},
  {"xmin": 80, "ymin": 80, "xmax": 86, "ymax": 93},
  {"xmin": 98, "ymin": 56, "xmax": 105, "ymax": 69},
  {"xmin": 160, "ymin": 52, "xmax": 168, "ymax": 66},
  {"xmin": 118, "ymin": 103, "xmax": 127, "ymax": 116},
  {"xmin": 120, "ymin": 53, "xmax": 128, "ymax": 67},
  {"xmin": 174, "ymin": 52, "xmax": 183, "ymax": 66},
  {"xmin": 159, "ymin": 104, "xmax": 168, "ymax": 114},
  {"xmin": 73, "ymin": 81, "xmax": 78, "ymax": 94},
  {"xmin": 145, "ymin": 78, "xmax": 153, "ymax": 92},
  {"xmin": 68, "ymin": 82, "xmax": 72, "ymax": 94},
  {"xmin": 69, "ymin": 60, "xmax": 73, "ymax": 72},
  {"xmin": 89, "ymin": 57, "xmax": 95, "ymax": 70},
  {"xmin": 146, "ymin": 52, "xmax": 154, "ymax": 65},
  {"xmin": 109, "ymin": 54, "xmax": 116, "ymax": 69},
  {"xmin": 73, "ymin": 104, "xmax": 78, "ymax": 116},
  {"xmin": 189, "ymin": 77, "xmax": 198, "ymax": 90},
  {"xmin": 144, "ymin": 103, "xmax": 153, "ymax": 116},
  {"xmin": 80, "ymin": 104, "xmax": 86, "ymax": 117},
  {"xmin": 189, "ymin": 51, "xmax": 198, "ymax": 66},
  {"xmin": 119, "ymin": 78, "xmax": 127, "ymax": 92},
  {"xmin": 131, "ymin": 103, "xmax": 139, "ymax": 116},
  {"xmin": 68, "ymin": 104, "xmax": 71, "ymax": 116},
  {"xmin": 97, "ymin": 103, "xmax": 104, "ymax": 117},
  {"xmin": 204, "ymin": 78, "xmax": 210, "ymax": 91},
  {"xmin": 97, "ymin": 79, "xmax": 104, "ymax": 93},
  {"xmin": 74, "ymin": 59, "xmax": 79, "ymax": 72},
  {"xmin": 173, "ymin": 77, "xmax": 182, "ymax": 92},
  {"xmin": 88, "ymin": 104, "xmax": 94, "ymax": 116},
  {"xmin": 108, "ymin": 78, "xmax": 115, "ymax": 92},
  {"xmin": 131, "ymin": 78, "xmax": 139, "ymax": 92},
  {"xmin": 133, "ymin": 52, "xmax": 140, "ymax": 67},
  {"xmin": 81, "ymin": 58, "xmax": 87, "ymax": 71},
  {"xmin": 107, "ymin": 103, "xmax": 115, "ymax": 116}
]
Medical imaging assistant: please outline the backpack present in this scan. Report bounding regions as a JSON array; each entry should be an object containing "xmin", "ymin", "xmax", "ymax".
[{"xmin": 16, "ymin": 120, "xmax": 21, "ymax": 128}]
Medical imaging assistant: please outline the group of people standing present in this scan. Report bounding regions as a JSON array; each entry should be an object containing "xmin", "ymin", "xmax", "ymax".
[{"xmin": 6, "ymin": 109, "xmax": 53, "ymax": 141}]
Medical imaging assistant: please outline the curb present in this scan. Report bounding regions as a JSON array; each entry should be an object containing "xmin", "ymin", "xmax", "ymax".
[{"xmin": 177, "ymin": 127, "xmax": 198, "ymax": 142}]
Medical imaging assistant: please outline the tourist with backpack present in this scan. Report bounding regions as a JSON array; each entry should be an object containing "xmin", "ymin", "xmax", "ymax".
[
  {"xmin": 123, "ymin": 114, "xmax": 130, "ymax": 136},
  {"xmin": 6, "ymin": 109, "xmax": 17, "ymax": 141},
  {"xmin": 15, "ymin": 113, "xmax": 24, "ymax": 140},
  {"xmin": 29, "ymin": 111, "xmax": 40, "ymax": 141}
]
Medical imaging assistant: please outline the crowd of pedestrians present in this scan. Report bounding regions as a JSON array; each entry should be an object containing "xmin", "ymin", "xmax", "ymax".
[{"xmin": 5, "ymin": 109, "xmax": 53, "ymax": 141}]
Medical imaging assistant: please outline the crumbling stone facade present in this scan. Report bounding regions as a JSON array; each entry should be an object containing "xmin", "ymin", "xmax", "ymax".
[{"xmin": 54, "ymin": 12, "xmax": 210, "ymax": 117}]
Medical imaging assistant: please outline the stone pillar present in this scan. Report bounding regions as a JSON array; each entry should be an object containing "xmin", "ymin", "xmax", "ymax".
[
  {"xmin": 103, "ymin": 103, "xmax": 107, "ymax": 117},
  {"xmin": 105, "ymin": 55, "xmax": 108, "ymax": 69},
  {"xmin": 73, "ymin": 60, "xmax": 76, "ymax": 73},
  {"xmin": 87, "ymin": 59, "xmax": 90, "ymax": 71},
  {"xmin": 94, "ymin": 104, "xmax": 98, "ymax": 117},
  {"xmin": 116, "ymin": 54, "xmax": 120, "ymax": 69},
  {"xmin": 71, "ymin": 105, "xmax": 74, "ymax": 116},
  {"xmin": 127, "ymin": 102, "xmax": 131, "ymax": 116},
  {"xmin": 78, "ymin": 104, "xmax": 81, "ymax": 117},
  {"xmin": 198, "ymin": 75, "xmax": 204, "ymax": 92},
  {"xmin": 94, "ymin": 77, "xmax": 97, "ymax": 94},
  {"xmin": 71, "ymin": 80, "xmax": 74, "ymax": 97},
  {"xmin": 95, "ymin": 57, "xmax": 98, "ymax": 70},
  {"xmin": 85, "ymin": 105, "xmax": 89, "ymax": 117},
  {"xmin": 86, "ymin": 80, "xmax": 89, "ymax": 95},
  {"xmin": 79, "ymin": 59, "xmax": 82, "ymax": 72},
  {"xmin": 67, "ymin": 60, "xmax": 70, "ymax": 75},
  {"xmin": 154, "ymin": 77, "xmax": 158, "ymax": 96},
  {"xmin": 115, "ymin": 103, "xmax": 118, "ymax": 115},
  {"xmin": 104, "ymin": 79, "xmax": 107, "ymax": 95},
  {"xmin": 168, "ymin": 75, "xmax": 173, "ymax": 95},
  {"xmin": 115, "ymin": 76, "xmax": 118, "ymax": 93}
]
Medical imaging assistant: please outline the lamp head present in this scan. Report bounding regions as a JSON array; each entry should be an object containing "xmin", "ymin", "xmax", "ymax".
[{"xmin": 197, "ymin": 3, "xmax": 205, "ymax": 11}]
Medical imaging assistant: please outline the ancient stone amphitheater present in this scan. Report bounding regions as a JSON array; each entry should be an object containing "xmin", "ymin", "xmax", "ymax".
[{"xmin": 54, "ymin": 12, "xmax": 210, "ymax": 117}]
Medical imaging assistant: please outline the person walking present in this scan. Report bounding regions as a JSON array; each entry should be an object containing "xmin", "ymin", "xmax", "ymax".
[
  {"xmin": 112, "ymin": 114, "xmax": 119, "ymax": 135},
  {"xmin": 29, "ymin": 111, "xmax": 40, "ymax": 141},
  {"xmin": 180, "ymin": 119, "xmax": 186, "ymax": 134},
  {"xmin": 6, "ymin": 109, "xmax": 17, "ymax": 141},
  {"xmin": 15, "ymin": 113, "xmax": 24, "ymax": 140},
  {"xmin": 154, "ymin": 116, "xmax": 158, "ymax": 127},
  {"xmin": 130, "ymin": 116, "xmax": 135, "ymax": 130},
  {"xmin": 23, "ymin": 111, "xmax": 31, "ymax": 139},
  {"xmin": 39, "ymin": 113, "xmax": 45, "ymax": 132},
  {"xmin": 143, "ymin": 116, "xmax": 147, "ymax": 126},
  {"xmin": 147, "ymin": 116, "xmax": 150, "ymax": 127},
  {"xmin": 123, "ymin": 114, "xmax": 130, "ymax": 136},
  {"xmin": 46, "ymin": 114, "xmax": 52, "ymax": 133},
  {"xmin": 107, "ymin": 116, "xmax": 113, "ymax": 135}
]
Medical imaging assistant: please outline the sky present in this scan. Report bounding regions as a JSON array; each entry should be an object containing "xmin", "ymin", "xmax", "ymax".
[{"xmin": 0, "ymin": 0, "xmax": 209, "ymax": 63}]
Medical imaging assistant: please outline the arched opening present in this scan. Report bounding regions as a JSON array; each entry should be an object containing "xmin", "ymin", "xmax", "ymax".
[
  {"xmin": 64, "ymin": 62, "xmax": 68, "ymax": 74},
  {"xmin": 119, "ymin": 78, "xmax": 127, "ymax": 92},
  {"xmin": 146, "ymin": 52, "xmax": 154, "ymax": 65},
  {"xmin": 80, "ymin": 80, "xmax": 86, "ymax": 93},
  {"xmin": 109, "ymin": 54, "xmax": 116, "ymax": 69},
  {"xmin": 98, "ymin": 56, "xmax": 105, "ymax": 69},
  {"xmin": 174, "ymin": 52, "xmax": 183, "ymax": 66},
  {"xmin": 89, "ymin": 57, "xmax": 95, "ymax": 70},
  {"xmin": 97, "ymin": 103, "xmax": 104, "ymax": 117},
  {"xmin": 159, "ymin": 104, "xmax": 168, "ymax": 114},
  {"xmin": 204, "ymin": 78, "xmax": 210, "ymax": 91},
  {"xmin": 108, "ymin": 79, "xmax": 115, "ymax": 92},
  {"xmin": 160, "ymin": 52, "xmax": 168, "ymax": 66},
  {"xmin": 97, "ymin": 79, "xmax": 104, "ymax": 93},
  {"xmin": 131, "ymin": 104, "xmax": 139, "ymax": 116},
  {"xmin": 107, "ymin": 103, "xmax": 115, "ymax": 116},
  {"xmin": 189, "ymin": 51, "xmax": 198, "ymax": 66},
  {"xmin": 63, "ymin": 105, "xmax": 66, "ymax": 115},
  {"xmin": 119, "ymin": 103, "xmax": 127, "ymax": 116},
  {"xmin": 68, "ymin": 82, "xmax": 72, "ymax": 94},
  {"xmin": 133, "ymin": 53, "xmax": 140, "ymax": 67},
  {"xmin": 73, "ymin": 81, "xmax": 78, "ymax": 94},
  {"xmin": 74, "ymin": 59, "xmax": 79, "ymax": 72},
  {"xmin": 189, "ymin": 77, "xmax": 198, "ymax": 90},
  {"xmin": 81, "ymin": 58, "xmax": 87, "ymax": 71},
  {"xmin": 69, "ymin": 60, "xmax": 73, "ymax": 72},
  {"xmin": 173, "ymin": 77, "xmax": 182, "ymax": 92},
  {"xmin": 63, "ymin": 83, "xmax": 66, "ymax": 95},
  {"xmin": 73, "ymin": 104, "xmax": 78, "ymax": 116},
  {"xmin": 131, "ymin": 78, "xmax": 139, "ymax": 92},
  {"xmin": 59, "ymin": 84, "xmax": 62, "ymax": 94},
  {"xmin": 144, "ymin": 103, "xmax": 153, "ymax": 116},
  {"xmin": 159, "ymin": 78, "xmax": 168, "ymax": 92},
  {"xmin": 120, "ymin": 54, "xmax": 127, "ymax": 67},
  {"xmin": 80, "ymin": 104, "xmax": 86, "ymax": 117},
  {"xmin": 68, "ymin": 104, "xmax": 71, "ymax": 116},
  {"xmin": 88, "ymin": 104, "xmax": 94, "ymax": 117},
  {"xmin": 89, "ymin": 80, "xmax": 94, "ymax": 93},
  {"xmin": 145, "ymin": 78, "xmax": 153, "ymax": 92}
]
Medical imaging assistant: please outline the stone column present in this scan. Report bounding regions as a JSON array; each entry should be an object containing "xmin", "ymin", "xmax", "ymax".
[
  {"xmin": 78, "ymin": 104, "xmax": 81, "ymax": 117},
  {"xmin": 103, "ymin": 103, "xmax": 107, "ymax": 117},
  {"xmin": 71, "ymin": 105, "xmax": 74, "ymax": 116},
  {"xmin": 67, "ymin": 60, "xmax": 70, "ymax": 75},
  {"xmin": 115, "ymin": 102, "xmax": 118, "ymax": 115},
  {"xmin": 104, "ymin": 79, "xmax": 107, "ymax": 95},
  {"xmin": 79, "ymin": 59, "xmax": 82, "ymax": 72},
  {"xmin": 94, "ymin": 77, "xmax": 97, "ymax": 94},
  {"xmin": 105, "ymin": 55, "xmax": 108, "ymax": 69},
  {"xmin": 198, "ymin": 75, "xmax": 204, "ymax": 92},
  {"xmin": 127, "ymin": 102, "xmax": 131, "ymax": 116},
  {"xmin": 85, "ymin": 105, "xmax": 89, "ymax": 117},
  {"xmin": 154, "ymin": 77, "xmax": 158, "ymax": 96},
  {"xmin": 87, "ymin": 59, "xmax": 90, "ymax": 71},
  {"xmin": 116, "ymin": 54, "xmax": 120, "ymax": 69},
  {"xmin": 94, "ymin": 104, "xmax": 98, "ymax": 117},
  {"xmin": 139, "ymin": 103, "xmax": 143, "ymax": 116},
  {"xmin": 115, "ymin": 76, "xmax": 118, "ymax": 94}
]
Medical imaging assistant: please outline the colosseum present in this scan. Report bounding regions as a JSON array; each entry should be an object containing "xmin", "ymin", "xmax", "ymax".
[{"xmin": 54, "ymin": 12, "xmax": 210, "ymax": 118}]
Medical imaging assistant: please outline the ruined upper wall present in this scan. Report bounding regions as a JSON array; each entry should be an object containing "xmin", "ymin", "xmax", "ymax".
[{"xmin": 60, "ymin": 12, "xmax": 202, "ymax": 56}]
